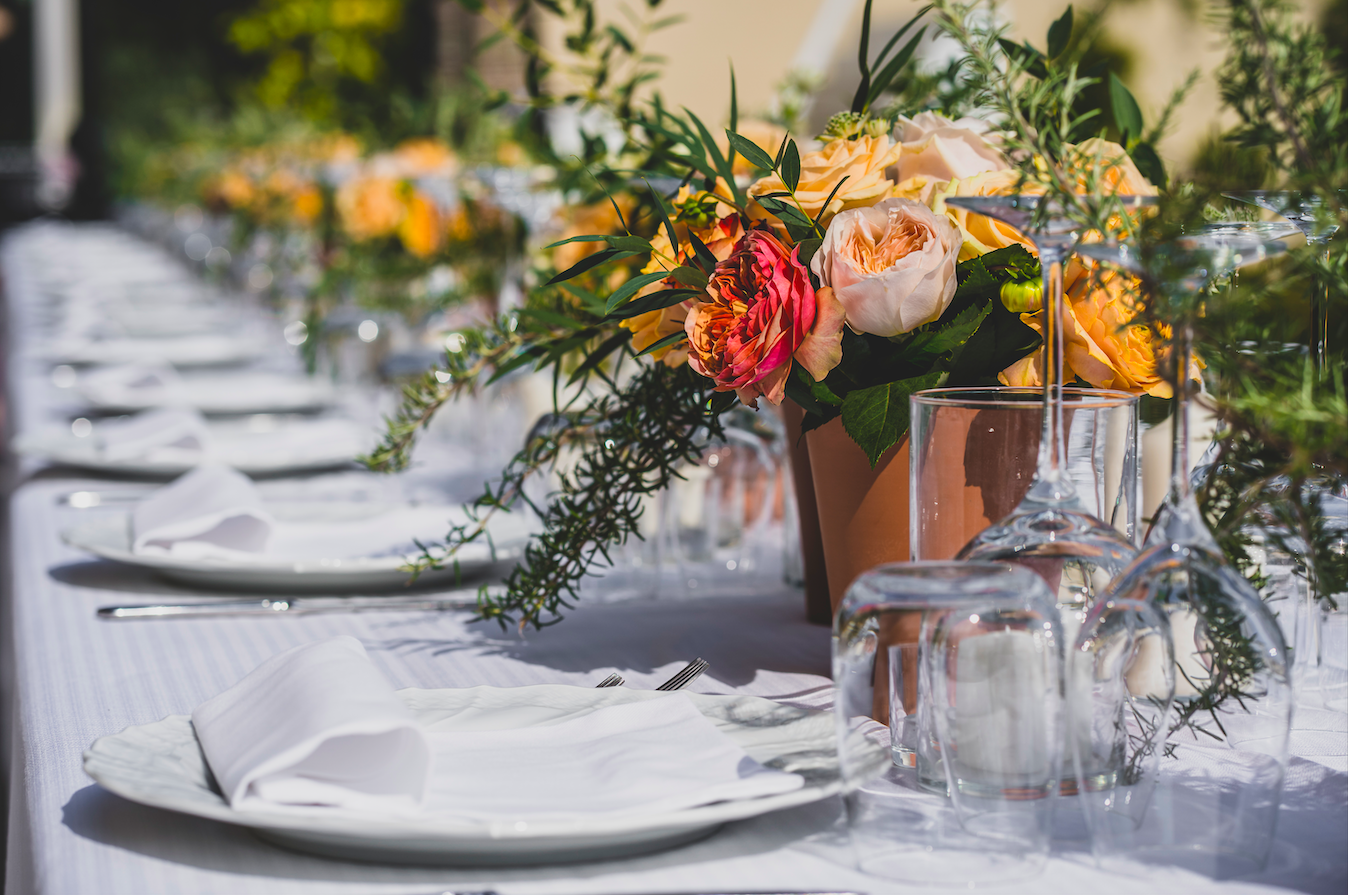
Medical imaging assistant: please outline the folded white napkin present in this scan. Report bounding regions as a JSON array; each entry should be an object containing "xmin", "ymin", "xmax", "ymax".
[
  {"xmin": 130, "ymin": 465, "xmax": 526, "ymax": 561},
  {"xmin": 192, "ymin": 637, "xmax": 432, "ymax": 812},
  {"xmin": 420, "ymin": 693, "xmax": 804, "ymax": 821},
  {"xmin": 96, "ymin": 408, "xmax": 211, "ymax": 462},
  {"xmin": 192, "ymin": 638, "xmax": 803, "ymax": 820},
  {"xmin": 132, "ymin": 465, "xmax": 272, "ymax": 555},
  {"xmin": 79, "ymin": 363, "xmax": 186, "ymax": 407}
]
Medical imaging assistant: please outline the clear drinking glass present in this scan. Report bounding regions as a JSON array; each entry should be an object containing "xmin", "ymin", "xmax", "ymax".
[
  {"xmin": 1075, "ymin": 233, "xmax": 1295, "ymax": 876},
  {"xmin": 943, "ymin": 196, "xmax": 1147, "ymax": 619},
  {"xmin": 834, "ymin": 561, "xmax": 1063, "ymax": 885},
  {"xmin": 911, "ymin": 387, "xmax": 1140, "ymax": 560}
]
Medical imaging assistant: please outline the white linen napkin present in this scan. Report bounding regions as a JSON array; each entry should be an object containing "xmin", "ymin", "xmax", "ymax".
[
  {"xmin": 96, "ymin": 408, "xmax": 211, "ymax": 462},
  {"xmin": 192, "ymin": 637, "xmax": 432, "ymax": 812},
  {"xmin": 420, "ymin": 693, "xmax": 805, "ymax": 821},
  {"xmin": 132, "ymin": 465, "xmax": 272, "ymax": 555},
  {"xmin": 78, "ymin": 363, "xmax": 187, "ymax": 407}
]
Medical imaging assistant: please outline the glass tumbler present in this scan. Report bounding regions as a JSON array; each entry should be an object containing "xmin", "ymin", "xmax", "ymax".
[
  {"xmin": 834, "ymin": 561, "xmax": 1064, "ymax": 885},
  {"xmin": 910, "ymin": 386, "xmax": 1140, "ymax": 561}
]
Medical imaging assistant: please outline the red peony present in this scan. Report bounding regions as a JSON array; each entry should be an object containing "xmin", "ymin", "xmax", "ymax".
[{"xmin": 685, "ymin": 229, "xmax": 845, "ymax": 407}]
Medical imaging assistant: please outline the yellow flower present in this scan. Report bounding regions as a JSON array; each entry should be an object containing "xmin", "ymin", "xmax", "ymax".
[
  {"xmin": 932, "ymin": 170, "xmax": 1039, "ymax": 261},
  {"xmin": 1064, "ymin": 138, "xmax": 1158, "ymax": 197},
  {"xmin": 210, "ymin": 169, "xmax": 257, "ymax": 210},
  {"xmin": 336, "ymin": 176, "xmax": 405, "ymax": 241},
  {"xmin": 398, "ymin": 191, "xmax": 444, "ymax": 258},
  {"xmin": 291, "ymin": 185, "xmax": 324, "ymax": 225},
  {"xmin": 749, "ymin": 135, "xmax": 901, "ymax": 229},
  {"xmin": 999, "ymin": 270, "xmax": 1184, "ymax": 397},
  {"xmin": 391, "ymin": 138, "xmax": 456, "ymax": 177}
]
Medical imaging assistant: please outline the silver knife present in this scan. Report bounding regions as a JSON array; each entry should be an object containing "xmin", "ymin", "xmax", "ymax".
[{"xmin": 97, "ymin": 591, "xmax": 491, "ymax": 619}]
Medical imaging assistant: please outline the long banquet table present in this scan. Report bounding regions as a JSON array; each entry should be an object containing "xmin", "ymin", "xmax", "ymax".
[{"xmin": 3, "ymin": 222, "xmax": 1346, "ymax": 894}]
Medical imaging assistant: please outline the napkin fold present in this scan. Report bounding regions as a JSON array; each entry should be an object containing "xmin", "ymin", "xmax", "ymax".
[
  {"xmin": 192, "ymin": 637, "xmax": 432, "ymax": 812},
  {"xmin": 97, "ymin": 408, "xmax": 211, "ymax": 462},
  {"xmin": 132, "ymin": 464, "xmax": 272, "ymax": 555},
  {"xmin": 420, "ymin": 692, "xmax": 805, "ymax": 821}
]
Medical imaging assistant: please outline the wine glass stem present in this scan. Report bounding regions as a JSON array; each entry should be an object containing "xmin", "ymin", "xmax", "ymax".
[
  {"xmin": 1038, "ymin": 246, "xmax": 1069, "ymax": 488},
  {"xmin": 1310, "ymin": 239, "xmax": 1330, "ymax": 382},
  {"xmin": 1170, "ymin": 324, "xmax": 1193, "ymax": 501}
]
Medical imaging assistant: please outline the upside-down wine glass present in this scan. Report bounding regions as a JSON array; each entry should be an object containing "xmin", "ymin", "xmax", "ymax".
[
  {"xmin": 1075, "ymin": 232, "xmax": 1294, "ymax": 877},
  {"xmin": 1223, "ymin": 190, "xmax": 1340, "ymax": 378},
  {"xmin": 944, "ymin": 197, "xmax": 1151, "ymax": 776}
]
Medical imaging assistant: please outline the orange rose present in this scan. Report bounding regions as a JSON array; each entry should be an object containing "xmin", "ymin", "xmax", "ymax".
[
  {"xmin": 932, "ymin": 170, "xmax": 1039, "ymax": 261},
  {"xmin": 749, "ymin": 135, "xmax": 901, "ymax": 227},
  {"xmin": 398, "ymin": 191, "xmax": 444, "ymax": 258},
  {"xmin": 999, "ymin": 270, "xmax": 1184, "ymax": 397},
  {"xmin": 336, "ymin": 176, "xmax": 405, "ymax": 241},
  {"xmin": 1064, "ymin": 138, "xmax": 1158, "ymax": 197}
]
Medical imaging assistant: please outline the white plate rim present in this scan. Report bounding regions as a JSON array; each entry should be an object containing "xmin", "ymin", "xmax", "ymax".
[{"xmin": 82, "ymin": 685, "xmax": 878, "ymax": 845}]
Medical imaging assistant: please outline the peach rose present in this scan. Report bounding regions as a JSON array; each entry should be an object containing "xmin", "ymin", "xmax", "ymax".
[
  {"xmin": 895, "ymin": 112, "xmax": 1008, "ymax": 185},
  {"xmin": 998, "ymin": 270, "xmax": 1187, "ymax": 397},
  {"xmin": 748, "ymin": 135, "xmax": 901, "ymax": 225},
  {"xmin": 811, "ymin": 197, "xmax": 960, "ymax": 337},
  {"xmin": 686, "ymin": 230, "xmax": 845, "ymax": 406}
]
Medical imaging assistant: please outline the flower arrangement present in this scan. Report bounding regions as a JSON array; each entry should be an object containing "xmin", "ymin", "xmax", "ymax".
[{"xmin": 363, "ymin": 0, "xmax": 1172, "ymax": 628}]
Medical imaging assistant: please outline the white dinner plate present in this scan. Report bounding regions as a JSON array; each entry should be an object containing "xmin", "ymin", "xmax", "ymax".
[
  {"xmin": 61, "ymin": 502, "xmax": 535, "ymax": 592},
  {"xmin": 78, "ymin": 371, "xmax": 335, "ymax": 415},
  {"xmin": 46, "ymin": 334, "xmax": 262, "ymax": 367},
  {"xmin": 84, "ymin": 685, "xmax": 884, "ymax": 866},
  {"xmin": 14, "ymin": 417, "xmax": 370, "ymax": 478}
]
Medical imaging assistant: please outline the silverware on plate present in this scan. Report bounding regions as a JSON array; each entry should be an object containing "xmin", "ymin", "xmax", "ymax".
[{"xmin": 97, "ymin": 591, "xmax": 491, "ymax": 619}]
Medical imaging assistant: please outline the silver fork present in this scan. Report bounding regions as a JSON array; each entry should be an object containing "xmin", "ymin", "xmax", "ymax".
[
  {"xmin": 594, "ymin": 672, "xmax": 624, "ymax": 688},
  {"xmin": 656, "ymin": 657, "xmax": 709, "ymax": 691}
]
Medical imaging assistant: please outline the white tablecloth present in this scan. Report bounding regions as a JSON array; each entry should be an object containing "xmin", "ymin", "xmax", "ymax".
[{"xmin": 4, "ymin": 223, "xmax": 1347, "ymax": 895}]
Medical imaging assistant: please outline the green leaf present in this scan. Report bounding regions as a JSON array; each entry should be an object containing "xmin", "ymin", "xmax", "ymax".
[
  {"xmin": 865, "ymin": 28, "xmax": 926, "ymax": 108},
  {"xmin": 545, "ymin": 234, "xmax": 609, "ymax": 249},
  {"xmin": 900, "ymin": 303, "xmax": 993, "ymax": 371},
  {"xmin": 867, "ymin": 5, "xmax": 931, "ymax": 73},
  {"xmin": 665, "ymin": 265, "xmax": 709, "ymax": 289},
  {"xmin": 728, "ymin": 64, "xmax": 738, "ymax": 136},
  {"xmin": 794, "ymin": 237, "xmax": 824, "ymax": 269},
  {"xmin": 956, "ymin": 244, "xmax": 1040, "ymax": 291},
  {"xmin": 606, "ymin": 234, "xmax": 655, "ymax": 253},
  {"xmin": 636, "ymin": 330, "xmax": 688, "ymax": 357},
  {"xmin": 684, "ymin": 108, "xmax": 742, "ymax": 204},
  {"xmin": 604, "ymin": 287, "xmax": 702, "ymax": 321},
  {"xmin": 998, "ymin": 38, "xmax": 1048, "ymax": 80},
  {"xmin": 548, "ymin": 247, "xmax": 638, "ymax": 285},
  {"xmin": 1130, "ymin": 141, "xmax": 1168, "ymax": 189},
  {"xmin": 605, "ymin": 270, "xmax": 677, "ymax": 314},
  {"xmin": 1047, "ymin": 6, "xmax": 1073, "ymax": 60},
  {"xmin": 841, "ymin": 372, "xmax": 943, "ymax": 467},
  {"xmin": 780, "ymin": 140, "xmax": 801, "ymax": 192},
  {"xmin": 852, "ymin": 0, "xmax": 875, "ymax": 112},
  {"xmin": 1109, "ymin": 72, "xmax": 1144, "ymax": 145},
  {"xmin": 726, "ymin": 130, "xmax": 776, "ymax": 172},
  {"xmin": 644, "ymin": 178, "xmax": 679, "ymax": 254},
  {"xmin": 755, "ymin": 196, "xmax": 815, "ymax": 241},
  {"xmin": 687, "ymin": 231, "xmax": 719, "ymax": 273},
  {"xmin": 568, "ymin": 330, "xmax": 632, "ymax": 385}
]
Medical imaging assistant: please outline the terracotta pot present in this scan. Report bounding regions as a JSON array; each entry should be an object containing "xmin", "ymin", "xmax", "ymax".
[
  {"xmin": 781, "ymin": 402, "xmax": 832, "ymax": 625},
  {"xmin": 804, "ymin": 416, "xmax": 911, "ymax": 616}
]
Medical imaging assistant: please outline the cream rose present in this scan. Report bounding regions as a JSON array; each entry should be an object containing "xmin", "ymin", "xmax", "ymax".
[
  {"xmin": 748, "ymin": 135, "xmax": 901, "ymax": 225},
  {"xmin": 895, "ymin": 111, "xmax": 1008, "ymax": 185},
  {"xmin": 811, "ymin": 197, "xmax": 961, "ymax": 337}
]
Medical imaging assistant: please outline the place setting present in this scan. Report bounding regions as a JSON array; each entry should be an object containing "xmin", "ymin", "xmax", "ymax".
[{"xmin": 1, "ymin": 1, "xmax": 1345, "ymax": 894}]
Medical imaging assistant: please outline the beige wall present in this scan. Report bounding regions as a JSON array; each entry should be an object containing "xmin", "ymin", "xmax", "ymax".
[{"xmin": 540, "ymin": 0, "xmax": 1331, "ymax": 174}]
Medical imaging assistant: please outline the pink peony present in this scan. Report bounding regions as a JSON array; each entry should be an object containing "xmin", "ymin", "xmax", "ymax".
[{"xmin": 686, "ymin": 230, "xmax": 845, "ymax": 407}]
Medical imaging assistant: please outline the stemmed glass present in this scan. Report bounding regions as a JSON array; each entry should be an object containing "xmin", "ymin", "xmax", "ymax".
[
  {"xmin": 944, "ymin": 196, "xmax": 1150, "ymax": 617},
  {"xmin": 1074, "ymin": 233, "xmax": 1294, "ymax": 876},
  {"xmin": 1223, "ymin": 190, "xmax": 1340, "ymax": 378}
]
